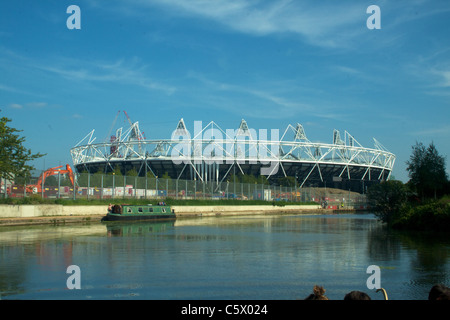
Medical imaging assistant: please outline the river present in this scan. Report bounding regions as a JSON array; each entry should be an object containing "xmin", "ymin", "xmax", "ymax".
[{"xmin": 0, "ymin": 213, "xmax": 448, "ymax": 300}]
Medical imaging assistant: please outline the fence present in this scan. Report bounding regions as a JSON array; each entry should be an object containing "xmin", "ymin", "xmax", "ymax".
[{"xmin": 3, "ymin": 172, "xmax": 367, "ymax": 209}]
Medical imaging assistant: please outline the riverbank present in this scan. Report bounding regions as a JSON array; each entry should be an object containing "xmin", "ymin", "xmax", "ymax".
[
  {"xmin": 0, "ymin": 203, "xmax": 337, "ymax": 226},
  {"xmin": 391, "ymin": 199, "xmax": 450, "ymax": 232},
  {"xmin": 0, "ymin": 204, "xmax": 104, "ymax": 226}
]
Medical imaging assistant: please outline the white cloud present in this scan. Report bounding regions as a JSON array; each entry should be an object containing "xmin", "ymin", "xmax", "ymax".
[
  {"xmin": 72, "ymin": 113, "xmax": 83, "ymax": 119},
  {"xmin": 433, "ymin": 70, "xmax": 450, "ymax": 87},
  {"xmin": 0, "ymin": 83, "xmax": 34, "ymax": 96},
  {"xmin": 186, "ymin": 72, "xmax": 344, "ymax": 120},
  {"xmin": 0, "ymin": 47, "xmax": 177, "ymax": 96},
  {"xmin": 9, "ymin": 103, "xmax": 23, "ymax": 109},
  {"xmin": 0, "ymin": 84, "xmax": 18, "ymax": 92},
  {"xmin": 147, "ymin": 0, "xmax": 365, "ymax": 47},
  {"xmin": 412, "ymin": 124, "xmax": 450, "ymax": 137},
  {"xmin": 122, "ymin": 0, "xmax": 450, "ymax": 51},
  {"xmin": 7, "ymin": 102, "xmax": 56, "ymax": 110},
  {"xmin": 35, "ymin": 57, "xmax": 177, "ymax": 95},
  {"xmin": 333, "ymin": 66, "xmax": 361, "ymax": 75},
  {"xmin": 26, "ymin": 102, "xmax": 48, "ymax": 108}
]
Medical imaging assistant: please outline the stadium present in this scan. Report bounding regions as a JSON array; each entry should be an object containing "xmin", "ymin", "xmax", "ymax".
[{"xmin": 70, "ymin": 114, "xmax": 396, "ymax": 194}]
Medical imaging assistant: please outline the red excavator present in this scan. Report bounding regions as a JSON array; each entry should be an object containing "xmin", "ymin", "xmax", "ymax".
[{"xmin": 26, "ymin": 164, "xmax": 75, "ymax": 194}]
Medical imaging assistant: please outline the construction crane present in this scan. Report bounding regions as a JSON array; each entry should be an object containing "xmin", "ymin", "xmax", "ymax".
[
  {"xmin": 123, "ymin": 110, "xmax": 145, "ymax": 154},
  {"xmin": 106, "ymin": 110, "xmax": 121, "ymax": 142},
  {"xmin": 123, "ymin": 110, "xmax": 134, "ymax": 138},
  {"xmin": 123, "ymin": 110, "xmax": 145, "ymax": 140},
  {"xmin": 26, "ymin": 164, "xmax": 75, "ymax": 194},
  {"xmin": 107, "ymin": 110, "xmax": 121, "ymax": 156}
]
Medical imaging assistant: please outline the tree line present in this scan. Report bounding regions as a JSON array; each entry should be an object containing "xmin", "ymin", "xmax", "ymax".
[
  {"xmin": 367, "ymin": 142, "xmax": 450, "ymax": 232},
  {"xmin": 0, "ymin": 114, "xmax": 44, "ymax": 184}
]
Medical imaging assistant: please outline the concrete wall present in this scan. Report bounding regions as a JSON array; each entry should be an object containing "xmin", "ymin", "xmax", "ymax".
[
  {"xmin": 0, "ymin": 205, "xmax": 105, "ymax": 218},
  {"xmin": 0, "ymin": 204, "xmax": 322, "ymax": 219},
  {"xmin": 172, "ymin": 204, "xmax": 322, "ymax": 216},
  {"xmin": 62, "ymin": 206, "xmax": 106, "ymax": 216}
]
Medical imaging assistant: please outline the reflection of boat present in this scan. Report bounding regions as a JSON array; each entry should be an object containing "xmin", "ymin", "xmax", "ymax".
[
  {"xmin": 106, "ymin": 221, "xmax": 175, "ymax": 236},
  {"xmin": 103, "ymin": 203, "xmax": 176, "ymax": 222}
]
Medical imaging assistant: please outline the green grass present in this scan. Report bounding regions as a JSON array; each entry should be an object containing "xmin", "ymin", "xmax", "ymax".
[{"xmin": 0, "ymin": 196, "xmax": 317, "ymax": 207}]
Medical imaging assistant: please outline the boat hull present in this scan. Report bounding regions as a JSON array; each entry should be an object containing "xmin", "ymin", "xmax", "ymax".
[{"xmin": 104, "ymin": 213, "xmax": 175, "ymax": 222}]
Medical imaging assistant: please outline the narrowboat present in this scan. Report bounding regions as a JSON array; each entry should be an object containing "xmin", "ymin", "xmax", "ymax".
[{"xmin": 103, "ymin": 202, "xmax": 176, "ymax": 222}]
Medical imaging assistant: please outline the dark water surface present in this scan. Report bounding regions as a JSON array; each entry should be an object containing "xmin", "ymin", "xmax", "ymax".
[{"xmin": 0, "ymin": 213, "xmax": 449, "ymax": 300}]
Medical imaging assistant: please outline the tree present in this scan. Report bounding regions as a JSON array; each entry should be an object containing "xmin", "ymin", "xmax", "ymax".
[
  {"xmin": 161, "ymin": 171, "xmax": 171, "ymax": 180},
  {"xmin": 367, "ymin": 180, "xmax": 408, "ymax": 223},
  {"xmin": 45, "ymin": 175, "xmax": 58, "ymax": 186},
  {"xmin": 256, "ymin": 175, "xmax": 269, "ymax": 185},
  {"xmin": 241, "ymin": 174, "xmax": 257, "ymax": 184},
  {"xmin": 0, "ymin": 115, "xmax": 44, "ymax": 181},
  {"xmin": 126, "ymin": 168, "xmax": 138, "ymax": 177},
  {"xmin": 227, "ymin": 173, "xmax": 242, "ymax": 184},
  {"xmin": 125, "ymin": 168, "xmax": 138, "ymax": 188},
  {"xmin": 278, "ymin": 176, "xmax": 296, "ymax": 187},
  {"xmin": 406, "ymin": 142, "xmax": 448, "ymax": 199},
  {"xmin": 111, "ymin": 165, "xmax": 123, "ymax": 187},
  {"xmin": 90, "ymin": 169, "xmax": 105, "ymax": 188},
  {"xmin": 144, "ymin": 171, "xmax": 157, "ymax": 189}
]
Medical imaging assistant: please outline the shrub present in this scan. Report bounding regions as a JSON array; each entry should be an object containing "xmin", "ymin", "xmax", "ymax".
[{"xmin": 392, "ymin": 200, "xmax": 450, "ymax": 232}]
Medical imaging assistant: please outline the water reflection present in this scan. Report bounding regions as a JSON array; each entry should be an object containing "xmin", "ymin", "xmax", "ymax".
[
  {"xmin": 105, "ymin": 221, "xmax": 175, "ymax": 237},
  {"xmin": 0, "ymin": 213, "xmax": 448, "ymax": 300}
]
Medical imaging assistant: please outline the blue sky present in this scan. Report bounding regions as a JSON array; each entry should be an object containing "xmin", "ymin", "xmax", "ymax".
[{"xmin": 1, "ymin": 0, "xmax": 450, "ymax": 182}]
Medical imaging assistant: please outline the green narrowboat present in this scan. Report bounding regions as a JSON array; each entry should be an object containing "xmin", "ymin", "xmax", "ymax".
[{"xmin": 104, "ymin": 203, "xmax": 176, "ymax": 222}]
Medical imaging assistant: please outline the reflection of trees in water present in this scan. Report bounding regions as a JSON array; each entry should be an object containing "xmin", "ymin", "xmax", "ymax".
[
  {"xmin": 398, "ymin": 231, "xmax": 449, "ymax": 267},
  {"xmin": 367, "ymin": 225, "xmax": 402, "ymax": 262},
  {"xmin": 368, "ymin": 225, "xmax": 450, "ymax": 291},
  {"xmin": 396, "ymin": 231, "xmax": 450, "ymax": 286},
  {"xmin": 368, "ymin": 225, "xmax": 449, "ymax": 268}
]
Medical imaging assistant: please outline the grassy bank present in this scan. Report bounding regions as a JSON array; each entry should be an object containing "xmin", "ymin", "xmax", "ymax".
[{"xmin": 0, "ymin": 196, "xmax": 317, "ymax": 207}]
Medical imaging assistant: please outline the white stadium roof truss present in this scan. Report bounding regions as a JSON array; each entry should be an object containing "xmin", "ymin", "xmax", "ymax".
[{"xmin": 70, "ymin": 119, "xmax": 396, "ymax": 187}]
